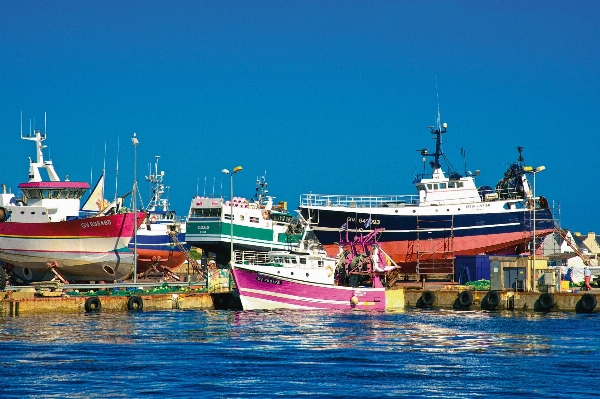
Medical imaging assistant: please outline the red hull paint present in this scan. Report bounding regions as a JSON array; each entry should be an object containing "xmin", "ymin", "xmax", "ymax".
[
  {"xmin": 0, "ymin": 212, "xmax": 145, "ymax": 238},
  {"xmin": 322, "ymin": 228, "xmax": 554, "ymax": 272},
  {"xmin": 136, "ymin": 250, "xmax": 187, "ymax": 273}
]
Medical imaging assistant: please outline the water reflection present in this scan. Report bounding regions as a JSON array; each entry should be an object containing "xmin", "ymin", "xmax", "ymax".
[{"xmin": 0, "ymin": 309, "xmax": 599, "ymax": 398}]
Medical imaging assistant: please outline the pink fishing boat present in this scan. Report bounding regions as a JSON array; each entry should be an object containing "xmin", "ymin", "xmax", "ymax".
[{"xmin": 232, "ymin": 221, "xmax": 399, "ymax": 311}]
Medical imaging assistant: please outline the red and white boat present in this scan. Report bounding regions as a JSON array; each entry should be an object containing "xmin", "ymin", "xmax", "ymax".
[{"xmin": 0, "ymin": 125, "xmax": 144, "ymax": 282}]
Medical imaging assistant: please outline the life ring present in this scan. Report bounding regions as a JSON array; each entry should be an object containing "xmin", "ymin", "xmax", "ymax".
[
  {"xmin": 458, "ymin": 290, "xmax": 473, "ymax": 308},
  {"xmin": 326, "ymin": 265, "xmax": 334, "ymax": 277},
  {"xmin": 538, "ymin": 293, "xmax": 554, "ymax": 311},
  {"xmin": 0, "ymin": 207, "xmax": 7, "ymax": 222},
  {"xmin": 484, "ymin": 290, "xmax": 501, "ymax": 309},
  {"xmin": 420, "ymin": 290, "xmax": 435, "ymax": 307},
  {"xmin": 261, "ymin": 210, "xmax": 270, "ymax": 219},
  {"xmin": 127, "ymin": 296, "xmax": 144, "ymax": 311},
  {"xmin": 580, "ymin": 293, "xmax": 597, "ymax": 313},
  {"xmin": 84, "ymin": 297, "xmax": 102, "ymax": 312},
  {"xmin": 150, "ymin": 215, "xmax": 157, "ymax": 223}
]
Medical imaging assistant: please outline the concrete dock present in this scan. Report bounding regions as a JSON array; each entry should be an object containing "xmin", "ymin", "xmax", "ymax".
[{"xmin": 1, "ymin": 283, "xmax": 598, "ymax": 315}]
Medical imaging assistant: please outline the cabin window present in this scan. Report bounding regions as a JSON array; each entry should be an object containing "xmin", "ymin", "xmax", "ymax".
[
  {"xmin": 416, "ymin": 184, "xmax": 426, "ymax": 191},
  {"xmin": 427, "ymin": 184, "xmax": 433, "ymax": 190},
  {"xmin": 300, "ymin": 258, "xmax": 306, "ymax": 264},
  {"xmin": 291, "ymin": 258, "xmax": 297, "ymax": 264},
  {"xmin": 448, "ymin": 182, "xmax": 455, "ymax": 188},
  {"xmin": 192, "ymin": 207, "xmax": 222, "ymax": 217},
  {"xmin": 439, "ymin": 183, "xmax": 446, "ymax": 189},
  {"xmin": 318, "ymin": 261, "xmax": 323, "ymax": 266},
  {"xmin": 41, "ymin": 190, "xmax": 49, "ymax": 199},
  {"xmin": 433, "ymin": 184, "xmax": 439, "ymax": 190},
  {"xmin": 457, "ymin": 182, "xmax": 464, "ymax": 188}
]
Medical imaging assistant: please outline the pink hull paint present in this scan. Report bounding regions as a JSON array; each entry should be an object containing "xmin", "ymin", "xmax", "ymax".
[
  {"xmin": 322, "ymin": 229, "xmax": 555, "ymax": 267},
  {"xmin": 0, "ymin": 212, "xmax": 144, "ymax": 238},
  {"xmin": 233, "ymin": 266, "xmax": 386, "ymax": 311},
  {"xmin": 0, "ymin": 212, "xmax": 146, "ymax": 282}
]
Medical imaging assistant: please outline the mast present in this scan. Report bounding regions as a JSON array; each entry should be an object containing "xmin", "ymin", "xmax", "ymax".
[
  {"xmin": 425, "ymin": 108, "xmax": 447, "ymax": 173},
  {"xmin": 114, "ymin": 135, "xmax": 120, "ymax": 201}
]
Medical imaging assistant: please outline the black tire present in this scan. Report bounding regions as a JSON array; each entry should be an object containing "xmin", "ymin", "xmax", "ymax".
[
  {"xmin": 421, "ymin": 290, "xmax": 435, "ymax": 307},
  {"xmin": 458, "ymin": 290, "xmax": 473, "ymax": 308},
  {"xmin": 127, "ymin": 296, "xmax": 144, "ymax": 311},
  {"xmin": 0, "ymin": 267, "xmax": 6, "ymax": 291},
  {"xmin": 485, "ymin": 290, "xmax": 501, "ymax": 309},
  {"xmin": 580, "ymin": 293, "xmax": 597, "ymax": 313},
  {"xmin": 538, "ymin": 293, "xmax": 554, "ymax": 311},
  {"xmin": 84, "ymin": 297, "xmax": 102, "ymax": 312}
]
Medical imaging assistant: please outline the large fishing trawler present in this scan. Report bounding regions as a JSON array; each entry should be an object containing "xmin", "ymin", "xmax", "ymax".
[{"xmin": 299, "ymin": 110, "xmax": 555, "ymax": 274}]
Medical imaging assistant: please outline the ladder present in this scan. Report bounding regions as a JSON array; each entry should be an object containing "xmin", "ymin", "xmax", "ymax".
[
  {"xmin": 166, "ymin": 229, "xmax": 207, "ymax": 278},
  {"xmin": 553, "ymin": 227, "xmax": 591, "ymax": 266},
  {"xmin": 415, "ymin": 215, "xmax": 455, "ymax": 278}
]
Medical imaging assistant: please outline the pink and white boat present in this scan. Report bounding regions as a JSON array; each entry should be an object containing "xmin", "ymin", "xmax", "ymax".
[
  {"xmin": 0, "ymin": 124, "xmax": 145, "ymax": 283},
  {"xmin": 231, "ymin": 223, "xmax": 399, "ymax": 311}
]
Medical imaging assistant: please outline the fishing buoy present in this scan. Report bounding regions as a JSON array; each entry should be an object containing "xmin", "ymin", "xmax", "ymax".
[{"xmin": 350, "ymin": 295, "xmax": 359, "ymax": 305}]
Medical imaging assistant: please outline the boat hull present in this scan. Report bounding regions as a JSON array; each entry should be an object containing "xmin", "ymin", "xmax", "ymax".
[
  {"xmin": 186, "ymin": 218, "xmax": 297, "ymax": 262},
  {"xmin": 0, "ymin": 212, "xmax": 145, "ymax": 282},
  {"xmin": 232, "ymin": 266, "xmax": 386, "ymax": 311},
  {"xmin": 300, "ymin": 206, "xmax": 555, "ymax": 269},
  {"xmin": 131, "ymin": 226, "xmax": 189, "ymax": 273}
]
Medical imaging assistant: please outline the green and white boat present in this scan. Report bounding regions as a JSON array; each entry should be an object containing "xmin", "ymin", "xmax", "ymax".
[{"xmin": 185, "ymin": 177, "xmax": 302, "ymax": 265}]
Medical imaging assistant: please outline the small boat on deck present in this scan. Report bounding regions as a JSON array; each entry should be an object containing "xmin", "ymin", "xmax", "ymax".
[
  {"xmin": 130, "ymin": 156, "xmax": 189, "ymax": 276},
  {"xmin": 231, "ymin": 219, "xmax": 400, "ymax": 311},
  {"xmin": 0, "ymin": 121, "xmax": 144, "ymax": 283}
]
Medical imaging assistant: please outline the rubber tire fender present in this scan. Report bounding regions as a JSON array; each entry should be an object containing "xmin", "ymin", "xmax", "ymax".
[
  {"xmin": 84, "ymin": 297, "xmax": 102, "ymax": 312},
  {"xmin": 458, "ymin": 290, "xmax": 473, "ymax": 308},
  {"xmin": 127, "ymin": 296, "xmax": 144, "ymax": 311},
  {"xmin": 421, "ymin": 290, "xmax": 435, "ymax": 307},
  {"xmin": 485, "ymin": 290, "xmax": 501, "ymax": 309},
  {"xmin": 580, "ymin": 293, "xmax": 597, "ymax": 312},
  {"xmin": 538, "ymin": 293, "xmax": 554, "ymax": 311}
]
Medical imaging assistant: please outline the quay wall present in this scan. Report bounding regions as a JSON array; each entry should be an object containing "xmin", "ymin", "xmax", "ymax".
[
  {"xmin": 0, "ymin": 290, "xmax": 235, "ymax": 316},
  {"xmin": 1, "ymin": 288, "xmax": 598, "ymax": 315},
  {"xmin": 401, "ymin": 289, "xmax": 599, "ymax": 312}
]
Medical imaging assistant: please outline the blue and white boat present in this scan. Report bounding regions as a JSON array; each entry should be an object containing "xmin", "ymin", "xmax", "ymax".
[{"xmin": 129, "ymin": 156, "xmax": 189, "ymax": 275}]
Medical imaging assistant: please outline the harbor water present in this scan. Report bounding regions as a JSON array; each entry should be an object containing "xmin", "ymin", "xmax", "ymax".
[{"xmin": 1, "ymin": 309, "xmax": 598, "ymax": 398}]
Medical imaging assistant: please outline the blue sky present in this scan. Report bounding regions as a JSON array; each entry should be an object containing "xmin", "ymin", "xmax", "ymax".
[{"xmin": 1, "ymin": 1, "xmax": 599, "ymax": 233}]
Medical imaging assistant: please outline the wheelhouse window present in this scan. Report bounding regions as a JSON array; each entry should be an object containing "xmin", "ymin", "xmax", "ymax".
[{"xmin": 191, "ymin": 207, "xmax": 222, "ymax": 217}]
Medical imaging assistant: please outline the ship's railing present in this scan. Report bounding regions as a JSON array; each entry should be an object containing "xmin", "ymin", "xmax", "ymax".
[
  {"xmin": 233, "ymin": 250, "xmax": 271, "ymax": 265},
  {"xmin": 300, "ymin": 193, "xmax": 420, "ymax": 208}
]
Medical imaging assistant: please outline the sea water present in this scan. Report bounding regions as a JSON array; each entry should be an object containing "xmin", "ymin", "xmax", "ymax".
[{"xmin": 0, "ymin": 309, "xmax": 598, "ymax": 398}]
